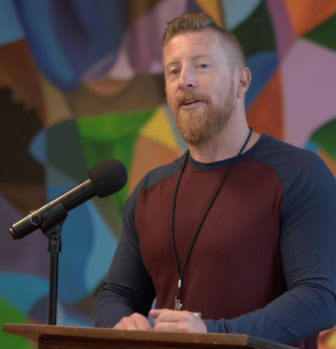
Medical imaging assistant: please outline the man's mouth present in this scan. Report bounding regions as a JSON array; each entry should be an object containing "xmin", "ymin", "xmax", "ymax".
[
  {"xmin": 179, "ymin": 98, "xmax": 204, "ymax": 109},
  {"xmin": 175, "ymin": 93, "xmax": 209, "ymax": 110},
  {"xmin": 182, "ymin": 99, "xmax": 198, "ymax": 105}
]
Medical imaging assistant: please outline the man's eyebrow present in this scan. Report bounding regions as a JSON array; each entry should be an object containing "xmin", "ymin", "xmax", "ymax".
[
  {"xmin": 192, "ymin": 54, "xmax": 209, "ymax": 60},
  {"xmin": 164, "ymin": 61, "xmax": 181, "ymax": 72},
  {"xmin": 165, "ymin": 55, "xmax": 210, "ymax": 68},
  {"xmin": 165, "ymin": 61, "xmax": 180, "ymax": 67}
]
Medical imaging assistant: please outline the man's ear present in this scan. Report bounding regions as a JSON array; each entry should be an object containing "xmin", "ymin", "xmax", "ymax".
[{"xmin": 237, "ymin": 67, "xmax": 251, "ymax": 98}]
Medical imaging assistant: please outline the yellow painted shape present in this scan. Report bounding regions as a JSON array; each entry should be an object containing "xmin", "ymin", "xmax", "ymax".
[
  {"xmin": 196, "ymin": 0, "xmax": 224, "ymax": 26},
  {"xmin": 326, "ymin": 328, "xmax": 336, "ymax": 347},
  {"xmin": 139, "ymin": 106, "xmax": 179, "ymax": 150}
]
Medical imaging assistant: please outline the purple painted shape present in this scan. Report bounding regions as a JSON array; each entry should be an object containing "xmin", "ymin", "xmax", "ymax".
[
  {"xmin": 125, "ymin": 0, "xmax": 188, "ymax": 74},
  {"xmin": 266, "ymin": 0, "xmax": 297, "ymax": 61},
  {"xmin": 0, "ymin": 195, "xmax": 49, "ymax": 278},
  {"xmin": 281, "ymin": 38, "xmax": 336, "ymax": 147},
  {"xmin": 84, "ymin": 47, "xmax": 134, "ymax": 81},
  {"xmin": 83, "ymin": 0, "xmax": 188, "ymax": 79}
]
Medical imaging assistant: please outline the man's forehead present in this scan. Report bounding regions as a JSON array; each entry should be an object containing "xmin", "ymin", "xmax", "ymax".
[
  {"xmin": 163, "ymin": 30, "xmax": 226, "ymax": 65},
  {"xmin": 164, "ymin": 29, "xmax": 221, "ymax": 48}
]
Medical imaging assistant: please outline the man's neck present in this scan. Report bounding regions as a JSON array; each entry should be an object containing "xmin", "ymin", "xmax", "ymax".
[{"xmin": 188, "ymin": 126, "xmax": 260, "ymax": 163}]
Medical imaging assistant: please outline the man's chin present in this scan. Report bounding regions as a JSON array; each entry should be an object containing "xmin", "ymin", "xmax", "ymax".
[
  {"xmin": 176, "ymin": 108, "xmax": 202, "ymax": 123},
  {"xmin": 178, "ymin": 126, "xmax": 210, "ymax": 146}
]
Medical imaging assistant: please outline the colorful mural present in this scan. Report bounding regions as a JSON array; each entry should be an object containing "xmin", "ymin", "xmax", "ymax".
[{"xmin": 0, "ymin": 0, "xmax": 335, "ymax": 348}]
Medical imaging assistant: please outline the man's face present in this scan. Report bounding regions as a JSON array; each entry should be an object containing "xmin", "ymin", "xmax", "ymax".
[{"xmin": 163, "ymin": 29, "xmax": 236, "ymax": 145}]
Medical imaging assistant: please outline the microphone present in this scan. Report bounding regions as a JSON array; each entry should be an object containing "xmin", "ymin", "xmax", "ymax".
[{"xmin": 9, "ymin": 158, "xmax": 128, "ymax": 239}]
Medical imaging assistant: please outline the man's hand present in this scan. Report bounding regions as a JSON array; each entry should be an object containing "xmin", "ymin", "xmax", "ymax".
[
  {"xmin": 113, "ymin": 312, "xmax": 153, "ymax": 331},
  {"xmin": 149, "ymin": 309, "xmax": 207, "ymax": 333}
]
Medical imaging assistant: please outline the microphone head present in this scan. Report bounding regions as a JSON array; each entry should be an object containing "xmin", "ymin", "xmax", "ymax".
[{"xmin": 88, "ymin": 158, "xmax": 128, "ymax": 197}]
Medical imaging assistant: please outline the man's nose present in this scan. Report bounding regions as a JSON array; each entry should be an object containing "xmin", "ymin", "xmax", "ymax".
[{"xmin": 178, "ymin": 67, "xmax": 196, "ymax": 89}]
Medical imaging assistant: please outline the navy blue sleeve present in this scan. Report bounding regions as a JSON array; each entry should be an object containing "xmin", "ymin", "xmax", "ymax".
[
  {"xmin": 93, "ymin": 188, "xmax": 156, "ymax": 328},
  {"xmin": 204, "ymin": 151, "xmax": 336, "ymax": 345}
]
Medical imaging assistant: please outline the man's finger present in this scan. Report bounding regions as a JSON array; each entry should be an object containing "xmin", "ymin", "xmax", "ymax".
[
  {"xmin": 150, "ymin": 309, "xmax": 207, "ymax": 333},
  {"xmin": 113, "ymin": 313, "xmax": 152, "ymax": 331},
  {"xmin": 132, "ymin": 313, "xmax": 153, "ymax": 330},
  {"xmin": 149, "ymin": 309, "xmax": 172, "ymax": 320}
]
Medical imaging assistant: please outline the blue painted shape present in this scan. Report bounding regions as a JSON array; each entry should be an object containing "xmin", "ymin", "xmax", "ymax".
[
  {"xmin": 305, "ymin": 140, "xmax": 319, "ymax": 153},
  {"xmin": 245, "ymin": 51, "xmax": 278, "ymax": 108},
  {"xmin": 47, "ymin": 184, "xmax": 94, "ymax": 304},
  {"xmin": 221, "ymin": 0, "xmax": 262, "ymax": 31},
  {"xmin": 14, "ymin": 0, "xmax": 75, "ymax": 90},
  {"xmin": 46, "ymin": 183, "xmax": 118, "ymax": 304},
  {"xmin": 50, "ymin": 0, "xmax": 125, "ymax": 79},
  {"xmin": 29, "ymin": 129, "xmax": 46, "ymax": 165},
  {"xmin": 0, "ymin": 0, "xmax": 25, "ymax": 45},
  {"xmin": 14, "ymin": 0, "xmax": 126, "ymax": 90},
  {"xmin": 0, "ymin": 273, "xmax": 49, "ymax": 314},
  {"xmin": 56, "ymin": 301, "xmax": 93, "ymax": 327},
  {"xmin": 84, "ymin": 203, "xmax": 117, "ymax": 294}
]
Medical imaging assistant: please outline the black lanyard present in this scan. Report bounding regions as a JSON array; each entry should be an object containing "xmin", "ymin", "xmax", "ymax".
[{"xmin": 170, "ymin": 127, "xmax": 252, "ymax": 311}]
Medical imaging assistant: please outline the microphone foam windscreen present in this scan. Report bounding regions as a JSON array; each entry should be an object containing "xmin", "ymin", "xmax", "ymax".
[{"xmin": 88, "ymin": 158, "xmax": 128, "ymax": 197}]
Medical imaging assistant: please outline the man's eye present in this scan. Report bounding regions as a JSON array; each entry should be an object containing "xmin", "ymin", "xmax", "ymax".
[
  {"xmin": 198, "ymin": 64, "xmax": 209, "ymax": 69},
  {"xmin": 169, "ymin": 69, "xmax": 179, "ymax": 75}
]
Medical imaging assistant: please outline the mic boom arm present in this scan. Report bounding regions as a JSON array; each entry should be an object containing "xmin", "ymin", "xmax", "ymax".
[{"xmin": 9, "ymin": 179, "xmax": 94, "ymax": 239}]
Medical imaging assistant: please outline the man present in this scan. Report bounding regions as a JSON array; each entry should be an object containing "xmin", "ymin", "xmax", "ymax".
[{"xmin": 94, "ymin": 13, "xmax": 336, "ymax": 348}]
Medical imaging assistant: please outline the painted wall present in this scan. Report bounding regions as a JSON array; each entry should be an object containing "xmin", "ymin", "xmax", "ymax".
[{"xmin": 0, "ymin": 0, "xmax": 335, "ymax": 348}]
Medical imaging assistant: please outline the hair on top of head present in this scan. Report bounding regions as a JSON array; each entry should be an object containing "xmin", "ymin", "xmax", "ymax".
[
  {"xmin": 162, "ymin": 12, "xmax": 217, "ymax": 47},
  {"xmin": 162, "ymin": 12, "xmax": 246, "ymax": 68}
]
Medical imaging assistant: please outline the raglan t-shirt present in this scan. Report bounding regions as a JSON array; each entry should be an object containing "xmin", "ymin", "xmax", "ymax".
[{"xmin": 94, "ymin": 134, "xmax": 336, "ymax": 349}]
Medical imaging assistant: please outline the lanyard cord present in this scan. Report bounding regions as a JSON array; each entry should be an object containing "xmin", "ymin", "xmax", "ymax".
[{"xmin": 170, "ymin": 127, "xmax": 253, "ymax": 310}]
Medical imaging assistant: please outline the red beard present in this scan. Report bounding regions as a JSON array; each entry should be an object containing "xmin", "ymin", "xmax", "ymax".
[{"xmin": 172, "ymin": 88, "xmax": 235, "ymax": 145}]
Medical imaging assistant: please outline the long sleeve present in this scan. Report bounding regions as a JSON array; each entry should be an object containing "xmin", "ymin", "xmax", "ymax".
[
  {"xmin": 204, "ymin": 151, "xmax": 336, "ymax": 345},
  {"xmin": 93, "ymin": 159, "xmax": 183, "ymax": 328},
  {"xmin": 93, "ymin": 190, "xmax": 156, "ymax": 328}
]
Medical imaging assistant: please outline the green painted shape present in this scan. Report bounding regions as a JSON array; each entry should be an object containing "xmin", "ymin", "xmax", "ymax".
[
  {"xmin": 77, "ymin": 109, "xmax": 154, "ymax": 141},
  {"xmin": 0, "ymin": 298, "xmax": 34, "ymax": 349},
  {"xmin": 76, "ymin": 109, "xmax": 155, "ymax": 212},
  {"xmin": 47, "ymin": 119, "xmax": 88, "ymax": 182},
  {"xmin": 232, "ymin": 1, "xmax": 276, "ymax": 58},
  {"xmin": 304, "ymin": 14, "xmax": 336, "ymax": 51},
  {"xmin": 310, "ymin": 117, "xmax": 336, "ymax": 161}
]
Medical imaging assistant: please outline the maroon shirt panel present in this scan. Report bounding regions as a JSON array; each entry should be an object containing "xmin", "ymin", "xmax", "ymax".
[{"xmin": 135, "ymin": 158, "xmax": 286, "ymax": 320}]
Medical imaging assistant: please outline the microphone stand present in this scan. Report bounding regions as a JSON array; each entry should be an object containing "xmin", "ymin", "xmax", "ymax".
[{"xmin": 40, "ymin": 202, "xmax": 68, "ymax": 325}]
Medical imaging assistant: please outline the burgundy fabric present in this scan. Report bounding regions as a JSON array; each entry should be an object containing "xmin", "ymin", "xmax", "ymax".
[{"xmin": 136, "ymin": 158, "xmax": 286, "ymax": 319}]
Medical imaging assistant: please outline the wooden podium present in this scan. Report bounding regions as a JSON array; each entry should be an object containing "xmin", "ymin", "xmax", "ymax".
[{"xmin": 3, "ymin": 323, "xmax": 294, "ymax": 349}]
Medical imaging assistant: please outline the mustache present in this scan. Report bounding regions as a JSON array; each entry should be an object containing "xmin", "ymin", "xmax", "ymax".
[{"xmin": 175, "ymin": 92, "xmax": 210, "ymax": 108}]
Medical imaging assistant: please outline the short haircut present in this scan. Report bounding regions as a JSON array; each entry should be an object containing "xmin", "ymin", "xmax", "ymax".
[{"xmin": 162, "ymin": 12, "xmax": 246, "ymax": 68}]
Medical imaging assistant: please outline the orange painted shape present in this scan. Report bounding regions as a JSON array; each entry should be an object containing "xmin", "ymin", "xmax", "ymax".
[
  {"xmin": 285, "ymin": 0, "xmax": 336, "ymax": 36},
  {"xmin": 0, "ymin": 40, "xmax": 45, "ymax": 122},
  {"xmin": 129, "ymin": 136, "xmax": 181, "ymax": 193},
  {"xmin": 317, "ymin": 151, "xmax": 336, "ymax": 179},
  {"xmin": 196, "ymin": 0, "xmax": 224, "ymax": 26},
  {"xmin": 247, "ymin": 69, "xmax": 284, "ymax": 140}
]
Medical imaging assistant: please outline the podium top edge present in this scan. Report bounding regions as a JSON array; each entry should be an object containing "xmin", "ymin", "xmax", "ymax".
[{"xmin": 3, "ymin": 323, "xmax": 294, "ymax": 349}]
